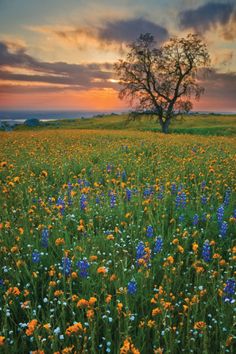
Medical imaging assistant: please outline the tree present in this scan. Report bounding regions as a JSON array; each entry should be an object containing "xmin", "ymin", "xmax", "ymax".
[
  {"xmin": 24, "ymin": 118, "xmax": 41, "ymax": 127},
  {"xmin": 114, "ymin": 33, "xmax": 210, "ymax": 133}
]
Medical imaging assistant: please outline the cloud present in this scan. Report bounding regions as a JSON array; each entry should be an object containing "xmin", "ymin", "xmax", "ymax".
[
  {"xmin": 179, "ymin": 2, "xmax": 234, "ymax": 34},
  {"xmin": 97, "ymin": 18, "xmax": 169, "ymax": 44},
  {"xmin": 199, "ymin": 68, "xmax": 236, "ymax": 102},
  {"xmin": 221, "ymin": 10, "xmax": 236, "ymax": 40},
  {"xmin": 27, "ymin": 17, "xmax": 169, "ymax": 51},
  {"xmin": 0, "ymin": 40, "xmax": 116, "ymax": 91}
]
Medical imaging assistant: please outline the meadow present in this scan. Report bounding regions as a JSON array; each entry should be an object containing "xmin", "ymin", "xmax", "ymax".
[
  {"xmin": 14, "ymin": 113, "xmax": 236, "ymax": 137},
  {"xmin": 0, "ymin": 128, "xmax": 235, "ymax": 353}
]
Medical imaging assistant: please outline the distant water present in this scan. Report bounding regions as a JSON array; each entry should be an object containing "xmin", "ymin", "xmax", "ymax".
[{"xmin": 0, "ymin": 110, "xmax": 118, "ymax": 125}]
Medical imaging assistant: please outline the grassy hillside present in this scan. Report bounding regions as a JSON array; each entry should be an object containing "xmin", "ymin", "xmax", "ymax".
[{"xmin": 14, "ymin": 113, "xmax": 236, "ymax": 136}]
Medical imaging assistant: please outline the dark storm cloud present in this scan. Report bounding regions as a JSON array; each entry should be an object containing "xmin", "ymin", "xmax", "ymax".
[
  {"xmin": 179, "ymin": 2, "xmax": 234, "ymax": 33},
  {"xmin": 52, "ymin": 17, "xmax": 169, "ymax": 47},
  {"xmin": 98, "ymin": 18, "xmax": 169, "ymax": 44},
  {"xmin": 0, "ymin": 41, "xmax": 115, "ymax": 90},
  {"xmin": 199, "ymin": 68, "xmax": 236, "ymax": 101}
]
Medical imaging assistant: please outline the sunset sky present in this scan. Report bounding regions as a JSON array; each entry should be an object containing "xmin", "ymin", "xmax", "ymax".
[{"xmin": 0, "ymin": 0, "xmax": 235, "ymax": 112}]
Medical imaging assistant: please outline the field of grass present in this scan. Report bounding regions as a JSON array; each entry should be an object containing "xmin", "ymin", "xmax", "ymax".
[
  {"xmin": 0, "ymin": 129, "xmax": 236, "ymax": 353},
  {"xmin": 14, "ymin": 113, "xmax": 236, "ymax": 136}
]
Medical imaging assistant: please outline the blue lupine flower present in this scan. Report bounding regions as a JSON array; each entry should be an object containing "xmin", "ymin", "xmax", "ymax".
[
  {"xmin": 176, "ymin": 192, "xmax": 187, "ymax": 208},
  {"xmin": 146, "ymin": 225, "xmax": 154, "ymax": 238},
  {"xmin": 201, "ymin": 181, "xmax": 206, "ymax": 190},
  {"xmin": 56, "ymin": 196, "xmax": 65, "ymax": 215},
  {"xmin": 80, "ymin": 194, "xmax": 87, "ymax": 211},
  {"xmin": 217, "ymin": 205, "xmax": 224, "ymax": 224},
  {"xmin": 157, "ymin": 185, "xmax": 164, "ymax": 200},
  {"xmin": 110, "ymin": 193, "xmax": 116, "ymax": 208},
  {"xmin": 77, "ymin": 260, "xmax": 90, "ymax": 278},
  {"xmin": 175, "ymin": 194, "xmax": 181, "ymax": 208},
  {"xmin": 62, "ymin": 257, "xmax": 72, "ymax": 276},
  {"xmin": 41, "ymin": 228, "xmax": 49, "ymax": 248},
  {"xmin": 178, "ymin": 214, "xmax": 185, "ymax": 223},
  {"xmin": 157, "ymin": 192, "xmax": 164, "ymax": 200},
  {"xmin": 154, "ymin": 237, "xmax": 163, "ymax": 254},
  {"xmin": 143, "ymin": 187, "xmax": 154, "ymax": 198},
  {"xmin": 177, "ymin": 184, "xmax": 183, "ymax": 193},
  {"xmin": 32, "ymin": 251, "xmax": 41, "ymax": 263},
  {"xmin": 95, "ymin": 196, "xmax": 100, "ymax": 204},
  {"xmin": 181, "ymin": 192, "xmax": 187, "ymax": 208},
  {"xmin": 201, "ymin": 195, "xmax": 207, "ymax": 205},
  {"xmin": 107, "ymin": 164, "xmax": 112, "ymax": 173},
  {"xmin": 126, "ymin": 188, "xmax": 132, "ymax": 201},
  {"xmin": 127, "ymin": 280, "xmax": 137, "ymax": 295},
  {"xmin": 136, "ymin": 241, "xmax": 145, "ymax": 264},
  {"xmin": 84, "ymin": 180, "xmax": 90, "ymax": 187},
  {"xmin": 223, "ymin": 278, "xmax": 236, "ymax": 303},
  {"xmin": 202, "ymin": 240, "xmax": 211, "ymax": 262},
  {"xmin": 223, "ymin": 188, "xmax": 231, "ymax": 207},
  {"xmin": 122, "ymin": 171, "xmax": 127, "ymax": 181},
  {"xmin": 219, "ymin": 221, "xmax": 228, "ymax": 238},
  {"xmin": 171, "ymin": 183, "xmax": 177, "ymax": 195},
  {"xmin": 193, "ymin": 214, "xmax": 199, "ymax": 226}
]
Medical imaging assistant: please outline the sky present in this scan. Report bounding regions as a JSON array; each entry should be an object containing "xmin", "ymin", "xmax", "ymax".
[{"xmin": 0, "ymin": 0, "xmax": 235, "ymax": 112}]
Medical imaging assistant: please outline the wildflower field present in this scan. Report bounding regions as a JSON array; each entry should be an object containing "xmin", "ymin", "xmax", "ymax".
[{"xmin": 0, "ymin": 129, "xmax": 235, "ymax": 354}]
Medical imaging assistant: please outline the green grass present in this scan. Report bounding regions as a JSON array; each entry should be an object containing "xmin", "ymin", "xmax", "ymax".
[{"xmin": 13, "ymin": 113, "xmax": 236, "ymax": 136}]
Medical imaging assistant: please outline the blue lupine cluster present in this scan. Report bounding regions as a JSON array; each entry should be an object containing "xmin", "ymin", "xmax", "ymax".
[
  {"xmin": 217, "ymin": 205, "xmax": 224, "ymax": 224},
  {"xmin": 78, "ymin": 179, "xmax": 90, "ymax": 188},
  {"xmin": 121, "ymin": 171, "xmax": 127, "ymax": 181},
  {"xmin": 223, "ymin": 188, "xmax": 231, "ymax": 207},
  {"xmin": 136, "ymin": 241, "xmax": 145, "ymax": 264},
  {"xmin": 143, "ymin": 187, "xmax": 154, "ymax": 198},
  {"xmin": 110, "ymin": 193, "xmax": 116, "ymax": 208},
  {"xmin": 41, "ymin": 228, "xmax": 49, "ymax": 248},
  {"xmin": 80, "ymin": 194, "xmax": 87, "ymax": 211},
  {"xmin": 157, "ymin": 185, "xmax": 164, "ymax": 200},
  {"xmin": 77, "ymin": 260, "xmax": 90, "ymax": 278},
  {"xmin": 171, "ymin": 183, "xmax": 177, "ymax": 195},
  {"xmin": 127, "ymin": 280, "xmax": 137, "ymax": 295},
  {"xmin": 193, "ymin": 214, "xmax": 199, "ymax": 226},
  {"xmin": 219, "ymin": 221, "xmax": 228, "ymax": 238},
  {"xmin": 223, "ymin": 278, "xmax": 235, "ymax": 303},
  {"xmin": 201, "ymin": 195, "xmax": 207, "ymax": 205},
  {"xmin": 201, "ymin": 180, "xmax": 206, "ymax": 190},
  {"xmin": 62, "ymin": 257, "xmax": 72, "ymax": 276},
  {"xmin": 175, "ymin": 192, "xmax": 187, "ymax": 208},
  {"xmin": 56, "ymin": 196, "xmax": 65, "ymax": 215},
  {"xmin": 178, "ymin": 214, "xmax": 185, "ymax": 223},
  {"xmin": 126, "ymin": 188, "xmax": 132, "ymax": 201},
  {"xmin": 146, "ymin": 225, "xmax": 154, "ymax": 238},
  {"xmin": 201, "ymin": 212, "xmax": 207, "ymax": 223},
  {"xmin": 154, "ymin": 236, "xmax": 163, "ymax": 254},
  {"xmin": 202, "ymin": 240, "xmax": 211, "ymax": 262},
  {"xmin": 32, "ymin": 251, "xmax": 41, "ymax": 263}
]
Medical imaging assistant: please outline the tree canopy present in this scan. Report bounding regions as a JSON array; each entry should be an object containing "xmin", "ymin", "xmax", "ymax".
[{"xmin": 115, "ymin": 33, "xmax": 210, "ymax": 133}]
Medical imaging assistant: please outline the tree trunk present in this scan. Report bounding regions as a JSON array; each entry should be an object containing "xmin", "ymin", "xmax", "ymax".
[{"xmin": 159, "ymin": 116, "xmax": 171, "ymax": 134}]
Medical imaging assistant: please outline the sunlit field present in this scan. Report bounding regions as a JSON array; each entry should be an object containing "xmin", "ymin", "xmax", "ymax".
[{"xmin": 0, "ymin": 129, "xmax": 235, "ymax": 353}]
